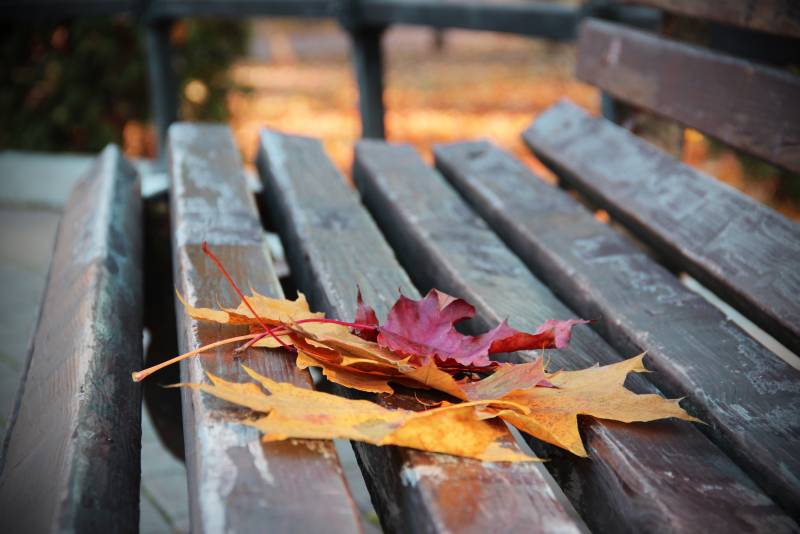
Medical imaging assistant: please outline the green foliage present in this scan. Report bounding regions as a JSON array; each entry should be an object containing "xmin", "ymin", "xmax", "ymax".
[{"xmin": 0, "ymin": 17, "xmax": 246, "ymax": 153}]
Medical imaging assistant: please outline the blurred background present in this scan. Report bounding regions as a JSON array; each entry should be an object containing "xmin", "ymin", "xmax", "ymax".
[{"xmin": 2, "ymin": 16, "xmax": 798, "ymax": 216}]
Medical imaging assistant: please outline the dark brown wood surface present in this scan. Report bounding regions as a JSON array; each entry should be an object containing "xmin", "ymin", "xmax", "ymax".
[
  {"xmin": 0, "ymin": 146, "xmax": 143, "ymax": 532},
  {"xmin": 524, "ymin": 100, "xmax": 800, "ymax": 358},
  {"xmin": 621, "ymin": 0, "xmax": 800, "ymax": 39},
  {"xmin": 576, "ymin": 19, "xmax": 800, "ymax": 174},
  {"xmin": 435, "ymin": 139, "xmax": 800, "ymax": 517},
  {"xmin": 256, "ymin": 129, "xmax": 588, "ymax": 534},
  {"xmin": 353, "ymin": 140, "xmax": 798, "ymax": 533},
  {"xmin": 167, "ymin": 124, "xmax": 362, "ymax": 533}
]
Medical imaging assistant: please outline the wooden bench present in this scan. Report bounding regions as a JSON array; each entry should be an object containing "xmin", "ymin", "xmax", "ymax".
[
  {"xmin": 510, "ymin": 13, "xmax": 800, "ymax": 516},
  {"xmin": 3, "ymin": 3, "xmax": 798, "ymax": 532},
  {"xmin": 0, "ymin": 146, "xmax": 143, "ymax": 531},
  {"xmin": 155, "ymin": 114, "xmax": 797, "ymax": 531}
]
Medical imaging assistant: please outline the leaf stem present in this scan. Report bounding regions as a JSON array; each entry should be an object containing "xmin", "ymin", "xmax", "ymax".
[
  {"xmin": 201, "ymin": 241, "xmax": 291, "ymax": 351},
  {"xmin": 293, "ymin": 317, "xmax": 378, "ymax": 331},
  {"xmin": 132, "ymin": 333, "xmax": 261, "ymax": 382}
]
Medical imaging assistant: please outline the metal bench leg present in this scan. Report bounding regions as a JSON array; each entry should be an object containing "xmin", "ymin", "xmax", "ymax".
[
  {"xmin": 349, "ymin": 25, "xmax": 386, "ymax": 139},
  {"xmin": 145, "ymin": 19, "xmax": 179, "ymax": 164}
]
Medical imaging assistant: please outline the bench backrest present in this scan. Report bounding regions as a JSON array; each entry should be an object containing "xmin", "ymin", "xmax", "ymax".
[
  {"xmin": 576, "ymin": 18, "xmax": 800, "ymax": 174},
  {"xmin": 535, "ymin": 10, "xmax": 800, "ymax": 357},
  {"xmin": 518, "ymin": 4, "xmax": 800, "ymax": 516}
]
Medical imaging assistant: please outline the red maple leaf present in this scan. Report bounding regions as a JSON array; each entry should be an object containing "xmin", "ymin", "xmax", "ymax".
[
  {"xmin": 353, "ymin": 289, "xmax": 379, "ymax": 341},
  {"xmin": 354, "ymin": 289, "xmax": 587, "ymax": 368}
]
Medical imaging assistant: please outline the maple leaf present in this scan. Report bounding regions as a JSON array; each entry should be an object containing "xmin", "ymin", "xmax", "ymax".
[
  {"xmin": 178, "ymin": 365, "xmax": 536, "ymax": 462},
  {"xmin": 375, "ymin": 289, "xmax": 587, "ymax": 368},
  {"xmin": 485, "ymin": 354, "xmax": 701, "ymax": 456},
  {"xmin": 352, "ymin": 289, "xmax": 379, "ymax": 341},
  {"xmin": 177, "ymin": 290, "xmax": 323, "ymax": 328},
  {"xmin": 459, "ymin": 357, "xmax": 555, "ymax": 400}
]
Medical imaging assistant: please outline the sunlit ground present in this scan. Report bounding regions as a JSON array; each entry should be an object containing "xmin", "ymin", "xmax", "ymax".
[
  {"xmin": 128, "ymin": 20, "xmax": 799, "ymax": 219},
  {"xmin": 227, "ymin": 22, "xmax": 595, "ymax": 183}
]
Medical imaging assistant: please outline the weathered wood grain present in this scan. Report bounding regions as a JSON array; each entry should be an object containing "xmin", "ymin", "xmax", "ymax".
[
  {"xmin": 621, "ymin": 0, "xmax": 800, "ymax": 39},
  {"xmin": 435, "ymin": 139, "xmax": 800, "ymax": 517},
  {"xmin": 576, "ymin": 19, "xmax": 800, "ymax": 174},
  {"xmin": 167, "ymin": 124, "xmax": 362, "ymax": 534},
  {"xmin": 0, "ymin": 145, "xmax": 143, "ymax": 532},
  {"xmin": 524, "ymin": 100, "xmax": 800, "ymax": 357},
  {"xmin": 353, "ymin": 140, "xmax": 798, "ymax": 533},
  {"xmin": 256, "ymin": 129, "xmax": 588, "ymax": 534}
]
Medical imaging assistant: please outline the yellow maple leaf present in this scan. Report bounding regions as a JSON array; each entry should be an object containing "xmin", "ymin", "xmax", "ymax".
[
  {"xmin": 179, "ymin": 365, "xmax": 536, "ymax": 462},
  {"xmin": 491, "ymin": 354, "xmax": 701, "ymax": 456},
  {"xmin": 176, "ymin": 290, "xmax": 323, "ymax": 327}
]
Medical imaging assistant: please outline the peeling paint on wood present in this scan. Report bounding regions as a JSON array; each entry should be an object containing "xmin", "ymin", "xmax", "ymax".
[{"xmin": 168, "ymin": 123, "xmax": 362, "ymax": 534}]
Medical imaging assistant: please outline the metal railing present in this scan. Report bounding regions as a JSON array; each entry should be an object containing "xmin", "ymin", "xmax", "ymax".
[{"xmin": 1, "ymin": 0, "xmax": 658, "ymax": 157}]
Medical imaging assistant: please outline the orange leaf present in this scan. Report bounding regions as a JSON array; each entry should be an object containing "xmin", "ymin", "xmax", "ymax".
[
  {"xmin": 179, "ymin": 366, "xmax": 537, "ymax": 462},
  {"xmin": 492, "ymin": 354, "xmax": 701, "ymax": 456}
]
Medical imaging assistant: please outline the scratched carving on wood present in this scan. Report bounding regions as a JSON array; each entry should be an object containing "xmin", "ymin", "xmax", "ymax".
[{"xmin": 133, "ymin": 243, "xmax": 699, "ymax": 461}]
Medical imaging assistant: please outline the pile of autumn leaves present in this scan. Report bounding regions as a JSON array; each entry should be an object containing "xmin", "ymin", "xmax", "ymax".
[{"xmin": 133, "ymin": 247, "xmax": 697, "ymax": 462}]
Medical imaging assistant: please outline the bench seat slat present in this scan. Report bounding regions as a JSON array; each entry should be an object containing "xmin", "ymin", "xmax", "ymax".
[
  {"xmin": 353, "ymin": 140, "xmax": 798, "ymax": 533},
  {"xmin": 576, "ymin": 19, "xmax": 800, "ymax": 174},
  {"xmin": 435, "ymin": 139, "xmax": 800, "ymax": 517},
  {"xmin": 168, "ymin": 124, "xmax": 362, "ymax": 534},
  {"xmin": 0, "ymin": 146, "xmax": 143, "ymax": 532},
  {"xmin": 256, "ymin": 129, "xmax": 587, "ymax": 534},
  {"xmin": 524, "ymin": 100, "xmax": 800, "ymax": 357}
]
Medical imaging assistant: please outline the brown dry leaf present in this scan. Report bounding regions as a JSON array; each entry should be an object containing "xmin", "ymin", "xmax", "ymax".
[
  {"xmin": 180, "ymin": 366, "xmax": 536, "ymax": 462},
  {"xmin": 460, "ymin": 358, "xmax": 554, "ymax": 400},
  {"xmin": 289, "ymin": 321, "xmax": 403, "ymax": 365},
  {"xmin": 397, "ymin": 359, "xmax": 469, "ymax": 401},
  {"xmin": 489, "ymin": 354, "xmax": 700, "ymax": 456},
  {"xmin": 295, "ymin": 350, "xmax": 396, "ymax": 395},
  {"xmin": 291, "ymin": 334, "xmax": 401, "ymax": 394}
]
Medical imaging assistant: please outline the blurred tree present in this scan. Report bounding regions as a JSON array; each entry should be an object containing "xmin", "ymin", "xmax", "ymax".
[{"xmin": 0, "ymin": 17, "xmax": 246, "ymax": 154}]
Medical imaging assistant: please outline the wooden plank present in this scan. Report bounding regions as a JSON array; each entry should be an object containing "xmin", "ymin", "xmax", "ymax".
[
  {"xmin": 0, "ymin": 145, "xmax": 143, "ymax": 532},
  {"xmin": 576, "ymin": 19, "xmax": 800, "ymax": 174},
  {"xmin": 359, "ymin": 0, "xmax": 579, "ymax": 40},
  {"xmin": 256, "ymin": 129, "xmax": 588, "ymax": 534},
  {"xmin": 435, "ymin": 139, "xmax": 800, "ymax": 517},
  {"xmin": 524, "ymin": 100, "xmax": 800, "ymax": 357},
  {"xmin": 167, "ymin": 124, "xmax": 362, "ymax": 534},
  {"xmin": 353, "ymin": 140, "xmax": 798, "ymax": 533},
  {"xmin": 621, "ymin": 0, "xmax": 800, "ymax": 39}
]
